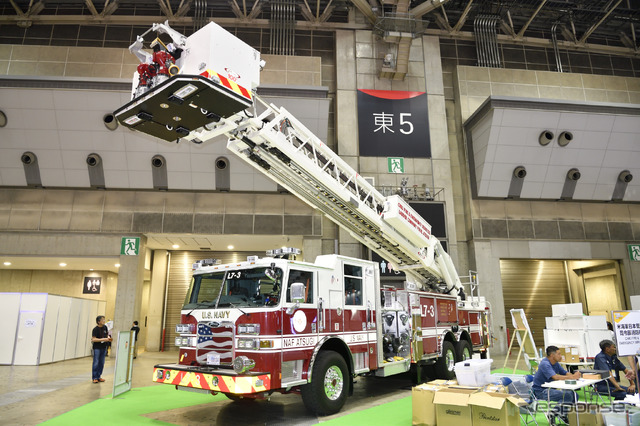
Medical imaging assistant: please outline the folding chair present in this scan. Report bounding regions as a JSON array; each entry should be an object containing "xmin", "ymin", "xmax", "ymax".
[{"xmin": 506, "ymin": 376, "xmax": 539, "ymax": 426}]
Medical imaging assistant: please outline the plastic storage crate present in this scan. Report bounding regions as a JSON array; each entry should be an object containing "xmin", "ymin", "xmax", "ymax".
[{"xmin": 454, "ymin": 358, "xmax": 493, "ymax": 386}]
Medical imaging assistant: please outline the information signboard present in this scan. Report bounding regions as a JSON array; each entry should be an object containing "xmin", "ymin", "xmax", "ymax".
[{"xmin": 612, "ymin": 310, "xmax": 640, "ymax": 357}]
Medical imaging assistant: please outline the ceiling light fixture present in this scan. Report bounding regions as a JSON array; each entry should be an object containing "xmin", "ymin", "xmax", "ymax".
[
  {"xmin": 227, "ymin": 245, "xmax": 234, "ymax": 250},
  {"xmin": 59, "ymin": 262, "xmax": 67, "ymax": 267},
  {"xmin": 3, "ymin": 261, "xmax": 11, "ymax": 266},
  {"xmin": 172, "ymin": 244, "xmax": 180, "ymax": 249},
  {"xmin": 115, "ymin": 263, "xmax": 121, "ymax": 268}
]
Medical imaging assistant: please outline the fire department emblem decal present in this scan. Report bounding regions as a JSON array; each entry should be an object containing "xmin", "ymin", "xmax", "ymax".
[{"xmin": 292, "ymin": 310, "xmax": 307, "ymax": 333}]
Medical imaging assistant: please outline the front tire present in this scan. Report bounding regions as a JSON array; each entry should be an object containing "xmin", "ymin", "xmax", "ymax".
[
  {"xmin": 434, "ymin": 340, "xmax": 456, "ymax": 380},
  {"xmin": 301, "ymin": 351, "xmax": 349, "ymax": 415}
]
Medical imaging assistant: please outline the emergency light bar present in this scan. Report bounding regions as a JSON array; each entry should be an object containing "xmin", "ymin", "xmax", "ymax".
[
  {"xmin": 192, "ymin": 258, "xmax": 220, "ymax": 270},
  {"xmin": 266, "ymin": 247, "xmax": 301, "ymax": 256}
]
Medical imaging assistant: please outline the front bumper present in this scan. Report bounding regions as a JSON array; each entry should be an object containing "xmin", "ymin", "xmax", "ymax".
[{"xmin": 153, "ymin": 364, "xmax": 271, "ymax": 394}]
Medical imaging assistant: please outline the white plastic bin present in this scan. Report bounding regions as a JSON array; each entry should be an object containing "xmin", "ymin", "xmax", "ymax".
[{"xmin": 454, "ymin": 358, "xmax": 493, "ymax": 386}]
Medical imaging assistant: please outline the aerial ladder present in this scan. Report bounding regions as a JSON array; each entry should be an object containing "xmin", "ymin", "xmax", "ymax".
[{"xmin": 114, "ymin": 20, "xmax": 479, "ymax": 303}]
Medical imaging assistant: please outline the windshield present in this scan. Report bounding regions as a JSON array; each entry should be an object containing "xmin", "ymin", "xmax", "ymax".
[{"xmin": 183, "ymin": 267, "xmax": 284, "ymax": 309}]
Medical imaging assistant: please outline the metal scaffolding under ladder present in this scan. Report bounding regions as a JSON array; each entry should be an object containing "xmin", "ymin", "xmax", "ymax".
[{"xmin": 183, "ymin": 95, "xmax": 465, "ymax": 297}]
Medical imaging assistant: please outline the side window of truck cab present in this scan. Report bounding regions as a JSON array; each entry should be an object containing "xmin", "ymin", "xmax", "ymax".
[
  {"xmin": 286, "ymin": 270, "xmax": 314, "ymax": 303},
  {"xmin": 344, "ymin": 264, "xmax": 363, "ymax": 306}
]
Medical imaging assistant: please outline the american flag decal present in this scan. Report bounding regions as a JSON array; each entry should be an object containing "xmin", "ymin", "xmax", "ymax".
[{"xmin": 197, "ymin": 322, "xmax": 233, "ymax": 364}]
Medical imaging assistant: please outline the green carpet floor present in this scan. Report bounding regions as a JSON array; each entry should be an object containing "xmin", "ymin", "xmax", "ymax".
[{"xmin": 40, "ymin": 368, "xmax": 616, "ymax": 425}]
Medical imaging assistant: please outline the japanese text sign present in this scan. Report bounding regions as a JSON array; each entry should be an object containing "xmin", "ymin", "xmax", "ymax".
[
  {"xmin": 612, "ymin": 310, "xmax": 640, "ymax": 356},
  {"xmin": 357, "ymin": 90, "xmax": 431, "ymax": 158}
]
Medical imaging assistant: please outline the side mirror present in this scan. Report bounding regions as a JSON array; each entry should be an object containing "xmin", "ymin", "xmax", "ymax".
[
  {"xmin": 290, "ymin": 282, "xmax": 305, "ymax": 303},
  {"xmin": 286, "ymin": 282, "xmax": 305, "ymax": 315}
]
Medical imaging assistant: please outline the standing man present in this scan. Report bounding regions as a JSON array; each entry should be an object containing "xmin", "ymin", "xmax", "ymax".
[
  {"xmin": 130, "ymin": 321, "xmax": 140, "ymax": 359},
  {"xmin": 532, "ymin": 346, "xmax": 581, "ymax": 423},
  {"xmin": 91, "ymin": 315, "xmax": 112, "ymax": 384},
  {"xmin": 594, "ymin": 339, "xmax": 636, "ymax": 400}
]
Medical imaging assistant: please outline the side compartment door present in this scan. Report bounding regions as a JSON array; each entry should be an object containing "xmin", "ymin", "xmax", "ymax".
[{"xmin": 420, "ymin": 296, "xmax": 437, "ymax": 356}]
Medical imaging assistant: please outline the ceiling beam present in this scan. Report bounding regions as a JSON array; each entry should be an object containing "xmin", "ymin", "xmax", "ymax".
[
  {"xmin": 230, "ymin": 0, "xmax": 244, "ymax": 18},
  {"xmin": 350, "ymin": 0, "xmax": 377, "ymax": 24},
  {"xmin": 247, "ymin": 0, "xmax": 262, "ymax": 20},
  {"xmin": 452, "ymin": 0, "xmax": 472, "ymax": 32},
  {"xmin": 85, "ymin": 0, "xmax": 100, "ymax": 17},
  {"xmin": 175, "ymin": 0, "xmax": 192, "ymax": 18},
  {"xmin": 319, "ymin": 1, "xmax": 335, "ymax": 23},
  {"xmin": 410, "ymin": 0, "xmax": 449, "ymax": 18},
  {"xmin": 517, "ymin": 0, "xmax": 547, "ymax": 38},
  {"xmin": 8, "ymin": 0, "xmax": 26, "ymax": 17},
  {"xmin": 157, "ymin": 0, "xmax": 173, "ymax": 18},
  {"xmin": 579, "ymin": 0, "xmax": 623, "ymax": 43}
]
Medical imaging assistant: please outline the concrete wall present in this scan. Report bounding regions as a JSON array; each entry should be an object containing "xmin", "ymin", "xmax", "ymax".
[
  {"xmin": 0, "ymin": 269, "xmax": 116, "ymax": 320},
  {"xmin": 448, "ymin": 67, "xmax": 640, "ymax": 354}
]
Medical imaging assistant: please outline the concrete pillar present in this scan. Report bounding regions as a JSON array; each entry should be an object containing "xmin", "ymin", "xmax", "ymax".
[
  {"xmin": 471, "ymin": 240, "xmax": 507, "ymax": 355},
  {"xmin": 146, "ymin": 249, "xmax": 168, "ymax": 351},
  {"xmin": 112, "ymin": 235, "xmax": 147, "ymax": 352}
]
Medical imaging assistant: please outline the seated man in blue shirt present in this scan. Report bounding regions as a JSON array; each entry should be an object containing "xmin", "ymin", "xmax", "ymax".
[
  {"xmin": 593, "ymin": 339, "xmax": 636, "ymax": 400},
  {"xmin": 533, "ymin": 345, "xmax": 581, "ymax": 421}
]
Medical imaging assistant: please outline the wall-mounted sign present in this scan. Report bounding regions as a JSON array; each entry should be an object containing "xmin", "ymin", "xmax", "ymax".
[
  {"xmin": 629, "ymin": 244, "xmax": 640, "ymax": 261},
  {"xmin": 357, "ymin": 90, "xmax": 431, "ymax": 158},
  {"xmin": 83, "ymin": 277, "xmax": 102, "ymax": 294},
  {"xmin": 121, "ymin": 237, "xmax": 140, "ymax": 255},
  {"xmin": 388, "ymin": 157, "xmax": 405, "ymax": 173}
]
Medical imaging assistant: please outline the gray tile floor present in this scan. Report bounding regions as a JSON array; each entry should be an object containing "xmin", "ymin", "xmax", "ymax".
[{"xmin": 0, "ymin": 350, "xmax": 516, "ymax": 426}]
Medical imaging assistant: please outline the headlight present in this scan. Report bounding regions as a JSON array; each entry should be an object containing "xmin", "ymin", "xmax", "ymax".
[
  {"xmin": 237, "ymin": 338, "xmax": 258, "ymax": 349},
  {"xmin": 176, "ymin": 323, "xmax": 195, "ymax": 333},
  {"xmin": 237, "ymin": 323, "xmax": 260, "ymax": 335},
  {"xmin": 174, "ymin": 336, "xmax": 197, "ymax": 347},
  {"xmin": 233, "ymin": 356, "xmax": 255, "ymax": 373}
]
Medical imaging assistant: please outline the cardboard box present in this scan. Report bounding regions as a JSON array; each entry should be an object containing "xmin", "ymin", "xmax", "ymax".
[
  {"xmin": 483, "ymin": 384, "xmax": 508, "ymax": 393},
  {"xmin": 469, "ymin": 392, "xmax": 526, "ymax": 426},
  {"xmin": 568, "ymin": 404, "xmax": 604, "ymax": 426},
  {"xmin": 561, "ymin": 346, "xmax": 581, "ymax": 363},
  {"xmin": 433, "ymin": 388, "xmax": 476, "ymax": 426},
  {"xmin": 582, "ymin": 373, "xmax": 602, "ymax": 380},
  {"xmin": 412, "ymin": 382, "xmax": 447, "ymax": 426}
]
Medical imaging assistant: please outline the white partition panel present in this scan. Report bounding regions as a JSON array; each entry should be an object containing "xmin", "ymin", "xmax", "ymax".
[
  {"xmin": 64, "ymin": 298, "xmax": 83, "ymax": 360},
  {"xmin": 0, "ymin": 293, "xmax": 21, "ymax": 365},
  {"xmin": 40, "ymin": 295, "xmax": 61, "ymax": 364},
  {"xmin": 53, "ymin": 297, "xmax": 72, "ymax": 362},
  {"xmin": 87, "ymin": 300, "xmax": 99, "ymax": 356},
  {"xmin": 14, "ymin": 293, "xmax": 48, "ymax": 365},
  {"xmin": 75, "ymin": 299, "xmax": 91, "ymax": 358}
]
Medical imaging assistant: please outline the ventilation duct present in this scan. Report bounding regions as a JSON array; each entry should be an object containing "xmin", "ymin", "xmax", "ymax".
[
  {"xmin": 21, "ymin": 151, "xmax": 42, "ymax": 187},
  {"xmin": 215, "ymin": 156, "xmax": 230, "ymax": 191},
  {"xmin": 270, "ymin": 0, "xmax": 295, "ymax": 55},
  {"xmin": 507, "ymin": 166, "xmax": 526, "ymax": 198},
  {"xmin": 561, "ymin": 168, "xmax": 580, "ymax": 199},
  {"xmin": 474, "ymin": 15, "xmax": 502, "ymax": 68},
  {"xmin": 612, "ymin": 170, "xmax": 633, "ymax": 201},
  {"xmin": 86, "ymin": 153, "xmax": 105, "ymax": 189},
  {"xmin": 558, "ymin": 131, "xmax": 573, "ymax": 147},
  {"xmin": 151, "ymin": 155, "xmax": 168, "ymax": 190},
  {"xmin": 539, "ymin": 130, "xmax": 554, "ymax": 146}
]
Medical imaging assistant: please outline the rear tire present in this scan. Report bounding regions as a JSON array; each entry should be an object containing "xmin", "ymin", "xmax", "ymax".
[
  {"xmin": 455, "ymin": 340, "xmax": 472, "ymax": 362},
  {"xmin": 301, "ymin": 351, "xmax": 349, "ymax": 415},
  {"xmin": 433, "ymin": 341, "xmax": 456, "ymax": 380}
]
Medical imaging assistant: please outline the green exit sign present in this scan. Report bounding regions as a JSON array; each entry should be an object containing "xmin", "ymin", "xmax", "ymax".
[{"xmin": 387, "ymin": 157, "xmax": 404, "ymax": 173}]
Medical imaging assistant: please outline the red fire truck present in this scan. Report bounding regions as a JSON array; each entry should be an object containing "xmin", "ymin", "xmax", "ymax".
[{"xmin": 114, "ymin": 21, "xmax": 492, "ymax": 415}]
